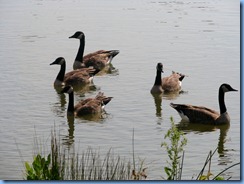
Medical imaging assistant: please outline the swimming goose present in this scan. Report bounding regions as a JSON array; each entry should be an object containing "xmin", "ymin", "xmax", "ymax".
[
  {"xmin": 150, "ymin": 63, "xmax": 185, "ymax": 94},
  {"xmin": 170, "ymin": 83, "xmax": 238, "ymax": 124},
  {"xmin": 50, "ymin": 57, "xmax": 98, "ymax": 87},
  {"xmin": 61, "ymin": 85, "xmax": 113, "ymax": 117},
  {"xmin": 69, "ymin": 31, "xmax": 119, "ymax": 71}
]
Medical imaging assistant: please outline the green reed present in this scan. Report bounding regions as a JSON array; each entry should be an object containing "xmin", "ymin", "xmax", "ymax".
[{"xmin": 24, "ymin": 128, "xmax": 146, "ymax": 180}]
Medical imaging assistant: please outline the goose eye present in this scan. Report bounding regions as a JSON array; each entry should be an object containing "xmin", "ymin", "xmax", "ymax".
[
  {"xmin": 222, "ymin": 85, "xmax": 229, "ymax": 92},
  {"xmin": 60, "ymin": 58, "xmax": 65, "ymax": 64}
]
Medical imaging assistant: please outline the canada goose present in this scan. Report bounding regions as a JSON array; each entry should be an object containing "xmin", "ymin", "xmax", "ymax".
[
  {"xmin": 61, "ymin": 85, "xmax": 113, "ymax": 117},
  {"xmin": 170, "ymin": 83, "xmax": 238, "ymax": 124},
  {"xmin": 69, "ymin": 31, "xmax": 119, "ymax": 71},
  {"xmin": 150, "ymin": 63, "xmax": 185, "ymax": 94},
  {"xmin": 50, "ymin": 57, "xmax": 98, "ymax": 87}
]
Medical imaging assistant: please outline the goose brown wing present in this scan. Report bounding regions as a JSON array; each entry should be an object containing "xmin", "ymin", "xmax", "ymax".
[
  {"xmin": 64, "ymin": 68, "xmax": 96, "ymax": 85},
  {"xmin": 170, "ymin": 103, "xmax": 220, "ymax": 123},
  {"xmin": 83, "ymin": 50, "xmax": 107, "ymax": 60},
  {"xmin": 75, "ymin": 99, "xmax": 102, "ymax": 116},
  {"xmin": 83, "ymin": 50, "xmax": 118, "ymax": 61},
  {"xmin": 162, "ymin": 73, "xmax": 181, "ymax": 92},
  {"xmin": 65, "ymin": 68, "xmax": 96, "ymax": 78},
  {"xmin": 74, "ymin": 98, "xmax": 93, "ymax": 111},
  {"xmin": 83, "ymin": 50, "xmax": 118, "ymax": 70}
]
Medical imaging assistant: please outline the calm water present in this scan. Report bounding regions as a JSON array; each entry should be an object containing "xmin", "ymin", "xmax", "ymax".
[{"xmin": 0, "ymin": 0, "xmax": 240, "ymax": 180}]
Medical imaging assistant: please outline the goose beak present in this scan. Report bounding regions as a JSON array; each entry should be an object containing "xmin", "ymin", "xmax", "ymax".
[
  {"xmin": 69, "ymin": 34, "xmax": 76, "ymax": 39},
  {"xmin": 232, "ymin": 88, "xmax": 238, "ymax": 92},
  {"xmin": 50, "ymin": 61, "xmax": 56, "ymax": 65}
]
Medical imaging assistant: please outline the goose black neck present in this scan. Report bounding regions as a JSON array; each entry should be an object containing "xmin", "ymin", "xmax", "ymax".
[
  {"xmin": 75, "ymin": 37, "xmax": 85, "ymax": 62},
  {"xmin": 219, "ymin": 87, "xmax": 227, "ymax": 114},
  {"xmin": 154, "ymin": 70, "xmax": 162, "ymax": 86},
  {"xmin": 56, "ymin": 62, "xmax": 65, "ymax": 82},
  {"xmin": 67, "ymin": 92, "xmax": 75, "ymax": 113}
]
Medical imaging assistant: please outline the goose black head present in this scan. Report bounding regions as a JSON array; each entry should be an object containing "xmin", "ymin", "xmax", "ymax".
[
  {"xmin": 69, "ymin": 31, "xmax": 85, "ymax": 39},
  {"xmin": 156, "ymin": 63, "xmax": 164, "ymax": 73},
  {"xmin": 60, "ymin": 85, "xmax": 73, "ymax": 94},
  {"xmin": 50, "ymin": 57, "xmax": 65, "ymax": 65},
  {"xmin": 220, "ymin": 83, "xmax": 238, "ymax": 93}
]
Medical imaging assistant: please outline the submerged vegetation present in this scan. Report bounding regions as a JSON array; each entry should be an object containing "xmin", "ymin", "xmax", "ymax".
[{"xmin": 24, "ymin": 117, "xmax": 240, "ymax": 180}]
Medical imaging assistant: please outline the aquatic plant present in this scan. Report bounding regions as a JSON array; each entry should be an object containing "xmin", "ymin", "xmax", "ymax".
[
  {"xmin": 24, "ymin": 118, "xmax": 239, "ymax": 180},
  {"xmin": 161, "ymin": 116, "xmax": 187, "ymax": 180},
  {"xmin": 24, "ymin": 129, "xmax": 146, "ymax": 180},
  {"xmin": 161, "ymin": 117, "xmax": 240, "ymax": 180}
]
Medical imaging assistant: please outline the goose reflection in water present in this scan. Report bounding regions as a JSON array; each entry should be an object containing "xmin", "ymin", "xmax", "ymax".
[
  {"xmin": 59, "ymin": 107, "xmax": 108, "ymax": 149},
  {"xmin": 151, "ymin": 90, "xmax": 188, "ymax": 118},
  {"xmin": 53, "ymin": 82, "xmax": 99, "ymax": 95},
  {"xmin": 62, "ymin": 114, "xmax": 75, "ymax": 147},
  {"xmin": 51, "ymin": 92, "xmax": 66, "ymax": 117},
  {"xmin": 176, "ymin": 122, "xmax": 230, "ymax": 158},
  {"xmin": 162, "ymin": 90, "xmax": 188, "ymax": 100},
  {"xmin": 151, "ymin": 93, "xmax": 163, "ymax": 117}
]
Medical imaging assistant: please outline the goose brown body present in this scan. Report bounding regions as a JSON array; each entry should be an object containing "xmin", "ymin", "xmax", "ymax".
[
  {"xmin": 69, "ymin": 31, "xmax": 119, "ymax": 71},
  {"xmin": 151, "ymin": 63, "xmax": 185, "ymax": 94},
  {"xmin": 170, "ymin": 83, "xmax": 238, "ymax": 124},
  {"xmin": 50, "ymin": 57, "xmax": 98, "ymax": 87},
  {"xmin": 61, "ymin": 86, "xmax": 113, "ymax": 117},
  {"xmin": 162, "ymin": 71, "xmax": 185, "ymax": 92}
]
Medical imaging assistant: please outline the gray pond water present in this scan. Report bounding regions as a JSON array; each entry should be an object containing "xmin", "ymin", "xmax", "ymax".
[{"xmin": 0, "ymin": 0, "xmax": 240, "ymax": 180}]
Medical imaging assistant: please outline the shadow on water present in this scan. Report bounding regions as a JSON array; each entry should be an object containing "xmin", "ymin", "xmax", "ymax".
[{"xmin": 176, "ymin": 121, "xmax": 230, "ymax": 159}]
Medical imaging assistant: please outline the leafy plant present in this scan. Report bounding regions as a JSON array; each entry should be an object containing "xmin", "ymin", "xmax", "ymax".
[
  {"xmin": 161, "ymin": 117, "xmax": 187, "ymax": 180},
  {"xmin": 25, "ymin": 128, "xmax": 146, "ymax": 180},
  {"xmin": 25, "ymin": 153, "xmax": 60, "ymax": 180}
]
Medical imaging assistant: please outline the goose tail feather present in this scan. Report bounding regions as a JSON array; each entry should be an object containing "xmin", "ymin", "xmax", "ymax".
[{"xmin": 109, "ymin": 50, "xmax": 120, "ymax": 58}]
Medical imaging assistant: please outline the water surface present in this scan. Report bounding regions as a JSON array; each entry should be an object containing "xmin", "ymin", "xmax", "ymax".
[{"xmin": 0, "ymin": 0, "xmax": 240, "ymax": 180}]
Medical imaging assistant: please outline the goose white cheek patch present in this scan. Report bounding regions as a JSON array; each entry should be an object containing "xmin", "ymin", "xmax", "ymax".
[
  {"xmin": 178, "ymin": 111, "xmax": 189, "ymax": 122},
  {"xmin": 67, "ymin": 87, "xmax": 73, "ymax": 94}
]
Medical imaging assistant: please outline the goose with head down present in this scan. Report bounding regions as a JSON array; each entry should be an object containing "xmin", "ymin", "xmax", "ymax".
[
  {"xmin": 150, "ymin": 62, "xmax": 185, "ymax": 94},
  {"xmin": 69, "ymin": 31, "xmax": 119, "ymax": 72},
  {"xmin": 170, "ymin": 83, "xmax": 238, "ymax": 124}
]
